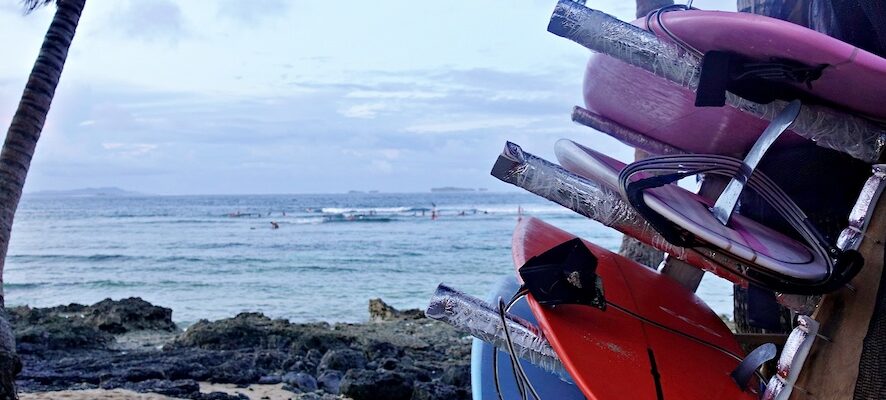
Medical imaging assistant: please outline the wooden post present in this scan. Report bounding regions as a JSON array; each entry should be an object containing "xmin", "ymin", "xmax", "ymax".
[{"xmin": 792, "ymin": 193, "xmax": 886, "ymax": 399}]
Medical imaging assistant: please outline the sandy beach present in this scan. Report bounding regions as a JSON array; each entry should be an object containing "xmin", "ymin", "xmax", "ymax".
[{"xmin": 20, "ymin": 383, "xmax": 324, "ymax": 400}]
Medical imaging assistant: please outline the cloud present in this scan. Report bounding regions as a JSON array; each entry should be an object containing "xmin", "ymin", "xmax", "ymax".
[
  {"xmin": 345, "ymin": 90, "xmax": 445, "ymax": 100},
  {"xmin": 339, "ymin": 103, "xmax": 392, "ymax": 119},
  {"xmin": 216, "ymin": 0, "xmax": 289, "ymax": 24},
  {"xmin": 23, "ymin": 65, "xmax": 629, "ymax": 194},
  {"xmin": 101, "ymin": 142, "xmax": 158, "ymax": 157},
  {"xmin": 404, "ymin": 117, "xmax": 541, "ymax": 134},
  {"xmin": 112, "ymin": 0, "xmax": 186, "ymax": 42},
  {"xmin": 370, "ymin": 160, "xmax": 393, "ymax": 174}
]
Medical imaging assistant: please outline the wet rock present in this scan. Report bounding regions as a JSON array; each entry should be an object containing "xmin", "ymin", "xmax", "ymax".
[
  {"xmin": 282, "ymin": 372, "xmax": 317, "ymax": 392},
  {"xmin": 287, "ymin": 393, "xmax": 342, "ymax": 400},
  {"xmin": 84, "ymin": 298, "xmax": 176, "ymax": 334},
  {"xmin": 120, "ymin": 378, "xmax": 199, "ymax": 397},
  {"xmin": 9, "ymin": 297, "xmax": 176, "ymax": 353},
  {"xmin": 318, "ymin": 348, "xmax": 366, "ymax": 372},
  {"xmin": 175, "ymin": 313, "xmax": 282, "ymax": 350},
  {"xmin": 122, "ymin": 367, "xmax": 165, "ymax": 382},
  {"xmin": 398, "ymin": 365, "xmax": 432, "ymax": 383},
  {"xmin": 317, "ymin": 370, "xmax": 342, "ymax": 394},
  {"xmin": 289, "ymin": 330, "xmax": 350, "ymax": 354},
  {"xmin": 365, "ymin": 340, "xmax": 400, "ymax": 359},
  {"xmin": 305, "ymin": 349, "xmax": 323, "ymax": 367},
  {"xmin": 380, "ymin": 358, "xmax": 398, "ymax": 370},
  {"xmin": 253, "ymin": 350, "xmax": 287, "ymax": 372},
  {"xmin": 14, "ymin": 318, "xmax": 111, "ymax": 353},
  {"xmin": 14, "ymin": 297, "xmax": 474, "ymax": 396},
  {"xmin": 340, "ymin": 369, "xmax": 414, "ymax": 400},
  {"xmin": 209, "ymin": 354, "xmax": 261, "ymax": 384},
  {"xmin": 257, "ymin": 374, "xmax": 282, "ymax": 384},
  {"xmin": 441, "ymin": 362, "xmax": 470, "ymax": 387},
  {"xmin": 369, "ymin": 299, "xmax": 424, "ymax": 322},
  {"xmin": 193, "ymin": 392, "xmax": 249, "ymax": 400},
  {"xmin": 412, "ymin": 381, "xmax": 469, "ymax": 400}
]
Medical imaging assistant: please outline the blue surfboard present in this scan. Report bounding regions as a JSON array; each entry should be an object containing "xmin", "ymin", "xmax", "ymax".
[{"xmin": 470, "ymin": 276, "xmax": 585, "ymax": 400}]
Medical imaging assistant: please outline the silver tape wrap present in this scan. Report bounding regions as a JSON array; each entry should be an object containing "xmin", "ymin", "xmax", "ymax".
[
  {"xmin": 549, "ymin": 0, "xmax": 886, "ymax": 163},
  {"xmin": 425, "ymin": 284, "xmax": 566, "ymax": 376},
  {"xmin": 548, "ymin": 1, "xmax": 701, "ymax": 88},
  {"xmin": 492, "ymin": 141, "xmax": 686, "ymax": 259},
  {"xmin": 837, "ymin": 164, "xmax": 886, "ymax": 251}
]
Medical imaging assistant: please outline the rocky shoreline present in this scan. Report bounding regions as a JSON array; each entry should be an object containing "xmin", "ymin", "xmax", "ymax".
[{"xmin": 10, "ymin": 298, "xmax": 471, "ymax": 400}]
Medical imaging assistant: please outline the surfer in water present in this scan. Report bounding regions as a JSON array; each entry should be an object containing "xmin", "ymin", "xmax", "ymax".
[{"xmin": 270, "ymin": 221, "xmax": 279, "ymax": 229}]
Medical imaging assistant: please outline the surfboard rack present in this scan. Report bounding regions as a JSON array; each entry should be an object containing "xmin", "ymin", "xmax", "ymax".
[
  {"xmin": 763, "ymin": 316, "xmax": 819, "ymax": 399},
  {"xmin": 493, "ymin": 140, "xmax": 864, "ymax": 294}
]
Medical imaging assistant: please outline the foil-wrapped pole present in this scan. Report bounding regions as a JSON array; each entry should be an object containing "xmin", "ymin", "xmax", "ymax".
[
  {"xmin": 762, "ymin": 316, "xmax": 820, "ymax": 400},
  {"xmin": 425, "ymin": 284, "xmax": 566, "ymax": 376},
  {"xmin": 837, "ymin": 164, "xmax": 886, "ymax": 252},
  {"xmin": 572, "ymin": 106, "xmax": 686, "ymax": 156},
  {"xmin": 490, "ymin": 141, "xmax": 744, "ymax": 284},
  {"xmin": 548, "ymin": 0, "xmax": 886, "ymax": 163}
]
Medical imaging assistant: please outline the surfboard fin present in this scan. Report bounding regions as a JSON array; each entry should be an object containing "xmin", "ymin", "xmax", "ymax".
[
  {"xmin": 519, "ymin": 238, "xmax": 606, "ymax": 310},
  {"xmin": 730, "ymin": 342, "xmax": 776, "ymax": 391}
]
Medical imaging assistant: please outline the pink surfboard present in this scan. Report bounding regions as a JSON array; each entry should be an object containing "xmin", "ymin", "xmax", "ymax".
[
  {"xmin": 649, "ymin": 10, "xmax": 886, "ymax": 120},
  {"xmin": 512, "ymin": 216, "xmax": 756, "ymax": 399},
  {"xmin": 583, "ymin": 50, "xmax": 809, "ymax": 156},
  {"xmin": 554, "ymin": 139, "xmax": 828, "ymax": 281},
  {"xmin": 582, "ymin": 13, "xmax": 886, "ymax": 157}
]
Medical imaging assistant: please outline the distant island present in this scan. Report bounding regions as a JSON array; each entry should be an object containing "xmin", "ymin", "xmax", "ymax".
[
  {"xmin": 430, "ymin": 187, "xmax": 484, "ymax": 193},
  {"xmin": 27, "ymin": 187, "xmax": 144, "ymax": 197}
]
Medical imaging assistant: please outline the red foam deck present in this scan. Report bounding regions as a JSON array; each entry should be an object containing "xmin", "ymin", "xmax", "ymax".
[{"xmin": 512, "ymin": 217, "xmax": 756, "ymax": 399}]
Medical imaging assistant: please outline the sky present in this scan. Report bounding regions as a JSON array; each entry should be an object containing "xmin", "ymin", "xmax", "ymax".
[{"xmin": 0, "ymin": 0, "xmax": 735, "ymax": 195}]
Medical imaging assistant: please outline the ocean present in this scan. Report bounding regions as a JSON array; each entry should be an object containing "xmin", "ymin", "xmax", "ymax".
[{"xmin": 5, "ymin": 192, "xmax": 732, "ymax": 325}]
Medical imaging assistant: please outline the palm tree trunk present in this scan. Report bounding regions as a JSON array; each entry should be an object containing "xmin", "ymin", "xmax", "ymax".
[{"xmin": 0, "ymin": 0, "xmax": 86, "ymax": 398}]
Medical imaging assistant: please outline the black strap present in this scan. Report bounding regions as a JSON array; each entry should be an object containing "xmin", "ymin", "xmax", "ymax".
[
  {"xmin": 695, "ymin": 50, "xmax": 827, "ymax": 107},
  {"xmin": 519, "ymin": 238, "xmax": 606, "ymax": 310},
  {"xmin": 696, "ymin": 51, "xmax": 733, "ymax": 107},
  {"xmin": 618, "ymin": 154, "xmax": 864, "ymax": 294}
]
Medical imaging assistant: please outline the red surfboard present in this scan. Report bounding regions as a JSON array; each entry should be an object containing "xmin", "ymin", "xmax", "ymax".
[{"xmin": 513, "ymin": 217, "xmax": 756, "ymax": 399}]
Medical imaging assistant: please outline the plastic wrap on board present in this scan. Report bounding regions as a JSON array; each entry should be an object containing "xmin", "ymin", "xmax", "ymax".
[
  {"xmin": 837, "ymin": 164, "xmax": 886, "ymax": 251},
  {"xmin": 548, "ymin": 0, "xmax": 886, "ymax": 163},
  {"xmin": 425, "ymin": 284, "xmax": 566, "ymax": 377}
]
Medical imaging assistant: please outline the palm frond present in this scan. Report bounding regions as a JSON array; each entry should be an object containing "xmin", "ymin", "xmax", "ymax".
[{"xmin": 22, "ymin": 0, "xmax": 54, "ymax": 14}]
